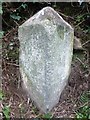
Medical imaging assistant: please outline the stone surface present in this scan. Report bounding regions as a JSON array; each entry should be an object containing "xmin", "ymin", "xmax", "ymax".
[{"xmin": 18, "ymin": 7, "xmax": 74, "ymax": 113}]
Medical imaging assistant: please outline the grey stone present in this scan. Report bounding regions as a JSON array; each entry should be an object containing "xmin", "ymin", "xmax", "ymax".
[{"xmin": 18, "ymin": 7, "xmax": 74, "ymax": 113}]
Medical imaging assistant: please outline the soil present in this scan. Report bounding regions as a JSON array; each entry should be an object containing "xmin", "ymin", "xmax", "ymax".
[{"xmin": 2, "ymin": 2, "xmax": 90, "ymax": 118}]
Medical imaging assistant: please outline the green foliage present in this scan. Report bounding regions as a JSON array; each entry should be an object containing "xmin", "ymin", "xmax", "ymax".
[
  {"xmin": 3, "ymin": 105, "xmax": 10, "ymax": 120},
  {"xmin": 21, "ymin": 3, "xmax": 27, "ymax": 9},
  {"xmin": 0, "ymin": 7, "xmax": 3, "ymax": 14},
  {"xmin": 42, "ymin": 113, "xmax": 52, "ymax": 119},
  {"xmin": 73, "ymin": 52, "xmax": 84, "ymax": 62},
  {"xmin": 80, "ymin": 91, "xmax": 90, "ymax": 103},
  {"xmin": 75, "ymin": 13, "xmax": 90, "ymax": 33},
  {"xmin": 84, "ymin": 26, "xmax": 90, "ymax": 33},
  {"xmin": 76, "ymin": 91, "xmax": 90, "ymax": 119},
  {"xmin": 75, "ymin": 13, "xmax": 90, "ymax": 23},
  {"xmin": 7, "ymin": 47, "xmax": 19, "ymax": 61},
  {"xmin": 10, "ymin": 3, "xmax": 28, "ymax": 21},
  {"xmin": 0, "ymin": 31, "xmax": 4, "ymax": 39},
  {"xmin": 76, "ymin": 105, "xmax": 90, "ymax": 119},
  {"xmin": 0, "ymin": 90, "xmax": 4, "ymax": 100},
  {"xmin": 76, "ymin": 14, "xmax": 85, "ymax": 23},
  {"xmin": 31, "ymin": 105, "xmax": 39, "ymax": 115},
  {"xmin": 10, "ymin": 13, "xmax": 21, "ymax": 21},
  {"xmin": 0, "ymin": 3, "xmax": 3, "ymax": 14},
  {"xmin": 19, "ymin": 103, "xmax": 26, "ymax": 118},
  {"xmin": 0, "ymin": 90, "xmax": 10, "ymax": 119}
]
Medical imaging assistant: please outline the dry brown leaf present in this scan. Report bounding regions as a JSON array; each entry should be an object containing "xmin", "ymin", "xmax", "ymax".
[{"xmin": 74, "ymin": 36, "xmax": 83, "ymax": 50}]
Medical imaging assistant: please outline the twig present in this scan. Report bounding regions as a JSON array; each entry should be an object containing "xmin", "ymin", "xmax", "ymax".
[
  {"xmin": 78, "ymin": 102, "xmax": 88, "ymax": 109},
  {"xmin": 86, "ymin": 4, "xmax": 90, "ymax": 13},
  {"xmin": 17, "ymin": 74, "xmax": 21, "ymax": 89},
  {"xmin": 3, "ymin": 27, "xmax": 17, "ymax": 40},
  {"xmin": 58, "ymin": 10, "xmax": 74, "ymax": 20},
  {"xmin": 82, "ymin": 40, "xmax": 90, "ymax": 46},
  {"xmin": 13, "ymin": 92, "xmax": 22, "ymax": 101},
  {"xmin": 14, "ymin": 20, "xmax": 19, "ymax": 26},
  {"xmin": 75, "ymin": 19, "xmax": 85, "ymax": 28},
  {"xmin": 2, "ymin": 59, "xmax": 7, "ymax": 72},
  {"xmin": 6, "ymin": 62, "xmax": 19, "ymax": 67},
  {"xmin": 2, "ymin": 17, "xmax": 14, "ymax": 29},
  {"xmin": 76, "ymin": 57, "xmax": 85, "ymax": 66}
]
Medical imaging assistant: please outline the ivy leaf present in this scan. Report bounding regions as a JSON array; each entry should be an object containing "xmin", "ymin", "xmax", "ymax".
[
  {"xmin": 10, "ymin": 14, "xmax": 21, "ymax": 21},
  {"xmin": 21, "ymin": 3, "xmax": 27, "ymax": 9}
]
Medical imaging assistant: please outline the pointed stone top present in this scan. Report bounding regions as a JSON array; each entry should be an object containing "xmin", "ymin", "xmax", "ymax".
[{"xmin": 19, "ymin": 7, "xmax": 73, "ymax": 31}]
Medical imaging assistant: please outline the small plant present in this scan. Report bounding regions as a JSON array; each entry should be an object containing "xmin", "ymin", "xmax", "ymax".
[
  {"xmin": 3, "ymin": 105, "xmax": 10, "ymax": 120},
  {"xmin": 42, "ymin": 112, "xmax": 53, "ymax": 119},
  {"xmin": 0, "ymin": 90, "xmax": 10, "ymax": 119},
  {"xmin": 21, "ymin": 3, "xmax": 27, "ymax": 9},
  {"xmin": 75, "ymin": 14, "xmax": 85, "ymax": 23},
  {"xmin": 80, "ymin": 91, "xmax": 90, "ymax": 103},
  {"xmin": 75, "ymin": 13, "xmax": 90, "ymax": 23},
  {"xmin": 76, "ymin": 105, "xmax": 90, "ymax": 119},
  {"xmin": 10, "ymin": 3, "xmax": 28, "ymax": 21},
  {"xmin": 75, "ymin": 13, "xmax": 90, "ymax": 31},
  {"xmin": 76, "ymin": 91, "xmax": 90, "ymax": 119},
  {"xmin": 10, "ymin": 13, "xmax": 21, "ymax": 21}
]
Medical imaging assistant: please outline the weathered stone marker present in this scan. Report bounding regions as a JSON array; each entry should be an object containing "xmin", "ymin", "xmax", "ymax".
[{"xmin": 18, "ymin": 7, "xmax": 74, "ymax": 113}]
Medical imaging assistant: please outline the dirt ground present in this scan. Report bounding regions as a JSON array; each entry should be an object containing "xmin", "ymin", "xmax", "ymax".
[
  {"xmin": 2, "ymin": 53, "xmax": 89, "ymax": 118},
  {"xmin": 2, "ymin": 2, "xmax": 90, "ymax": 118}
]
